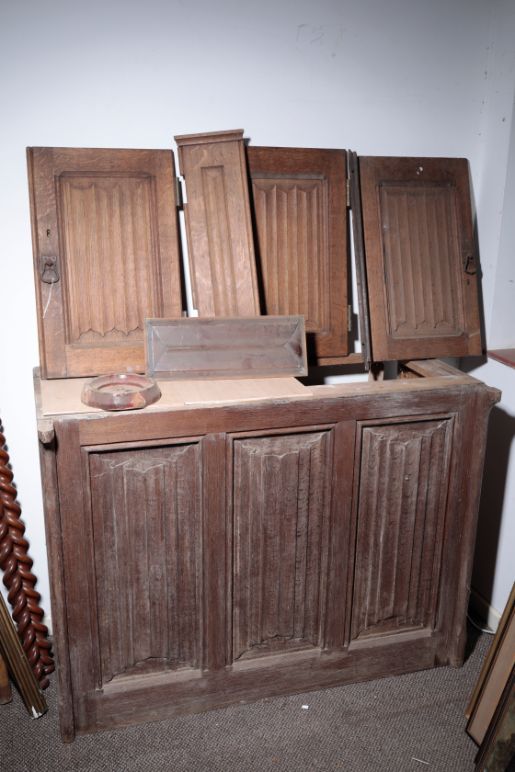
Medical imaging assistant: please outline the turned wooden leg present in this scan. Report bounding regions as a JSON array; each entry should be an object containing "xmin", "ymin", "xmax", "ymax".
[
  {"xmin": 0, "ymin": 418, "xmax": 54, "ymax": 688},
  {"xmin": 0, "ymin": 649, "xmax": 12, "ymax": 704}
]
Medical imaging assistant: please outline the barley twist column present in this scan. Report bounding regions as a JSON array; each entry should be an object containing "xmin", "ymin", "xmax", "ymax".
[{"xmin": 0, "ymin": 418, "xmax": 54, "ymax": 688}]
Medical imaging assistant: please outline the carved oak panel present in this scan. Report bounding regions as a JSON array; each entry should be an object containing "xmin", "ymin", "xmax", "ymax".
[
  {"xmin": 351, "ymin": 418, "xmax": 453, "ymax": 641},
  {"xmin": 59, "ymin": 175, "xmax": 159, "ymax": 344},
  {"xmin": 27, "ymin": 147, "xmax": 182, "ymax": 377},
  {"xmin": 247, "ymin": 147, "xmax": 348, "ymax": 364},
  {"xmin": 359, "ymin": 156, "xmax": 482, "ymax": 361},
  {"xmin": 175, "ymin": 130, "xmax": 260, "ymax": 317},
  {"xmin": 231, "ymin": 430, "xmax": 333, "ymax": 661},
  {"xmin": 88, "ymin": 443, "xmax": 202, "ymax": 685},
  {"xmin": 379, "ymin": 184, "xmax": 464, "ymax": 339}
]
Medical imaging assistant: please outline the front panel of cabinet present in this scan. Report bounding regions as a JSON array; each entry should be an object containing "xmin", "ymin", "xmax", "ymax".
[
  {"xmin": 89, "ymin": 443, "xmax": 202, "ymax": 683},
  {"xmin": 61, "ymin": 437, "xmax": 207, "ymax": 732},
  {"xmin": 230, "ymin": 430, "xmax": 334, "ymax": 662},
  {"xmin": 46, "ymin": 380, "xmax": 496, "ymax": 739},
  {"xmin": 350, "ymin": 417, "xmax": 453, "ymax": 643}
]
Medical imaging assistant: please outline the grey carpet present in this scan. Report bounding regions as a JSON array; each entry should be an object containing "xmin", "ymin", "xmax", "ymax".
[{"xmin": 1, "ymin": 631, "xmax": 488, "ymax": 772}]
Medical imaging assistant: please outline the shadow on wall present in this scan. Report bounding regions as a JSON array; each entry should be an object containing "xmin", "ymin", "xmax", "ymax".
[{"xmin": 471, "ymin": 405, "xmax": 515, "ymax": 613}]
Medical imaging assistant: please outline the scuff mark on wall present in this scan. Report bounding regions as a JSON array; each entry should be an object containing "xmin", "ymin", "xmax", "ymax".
[{"xmin": 296, "ymin": 24, "xmax": 344, "ymax": 58}]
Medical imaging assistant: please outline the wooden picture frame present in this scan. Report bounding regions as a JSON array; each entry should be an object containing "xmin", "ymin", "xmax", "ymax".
[
  {"xmin": 0, "ymin": 593, "xmax": 47, "ymax": 717},
  {"xmin": 466, "ymin": 584, "xmax": 515, "ymax": 745},
  {"xmin": 474, "ymin": 667, "xmax": 514, "ymax": 771}
]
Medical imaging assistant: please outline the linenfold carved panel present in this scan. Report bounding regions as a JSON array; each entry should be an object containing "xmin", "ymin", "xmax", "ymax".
[
  {"xmin": 351, "ymin": 418, "xmax": 453, "ymax": 641},
  {"xmin": 247, "ymin": 146, "xmax": 348, "ymax": 364},
  {"xmin": 359, "ymin": 156, "xmax": 482, "ymax": 361},
  {"xmin": 59, "ymin": 174, "xmax": 158, "ymax": 343},
  {"xmin": 231, "ymin": 430, "xmax": 333, "ymax": 661},
  {"xmin": 380, "ymin": 184, "xmax": 464, "ymax": 338},
  {"xmin": 27, "ymin": 147, "xmax": 182, "ymax": 378},
  {"xmin": 251, "ymin": 178, "xmax": 328, "ymax": 328},
  {"xmin": 88, "ymin": 443, "xmax": 201, "ymax": 685}
]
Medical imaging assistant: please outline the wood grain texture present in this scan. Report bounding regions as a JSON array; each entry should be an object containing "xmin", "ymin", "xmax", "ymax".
[
  {"xmin": 488, "ymin": 348, "xmax": 515, "ymax": 369},
  {"xmin": 27, "ymin": 147, "xmax": 183, "ymax": 378},
  {"xmin": 247, "ymin": 146, "xmax": 348, "ymax": 364},
  {"xmin": 351, "ymin": 418, "xmax": 452, "ymax": 642},
  {"xmin": 145, "ymin": 316, "xmax": 307, "ymax": 379},
  {"xmin": 359, "ymin": 156, "xmax": 482, "ymax": 361},
  {"xmin": 37, "ymin": 370, "xmax": 499, "ymax": 739},
  {"xmin": 37, "ymin": 437, "xmax": 74, "ymax": 740},
  {"xmin": 0, "ymin": 650, "xmax": 11, "ymax": 703},
  {"xmin": 231, "ymin": 430, "xmax": 332, "ymax": 661},
  {"xmin": 89, "ymin": 443, "xmax": 202, "ymax": 683},
  {"xmin": 0, "ymin": 592, "xmax": 47, "ymax": 717},
  {"xmin": 175, "ymin": 130, "xmax": 260, "ymax": 317}
]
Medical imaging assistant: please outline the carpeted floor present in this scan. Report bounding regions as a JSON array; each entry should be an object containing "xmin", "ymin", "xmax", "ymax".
[{"xmin": 2, "ymin": 630, "xmax": 488, "ymax": 772}]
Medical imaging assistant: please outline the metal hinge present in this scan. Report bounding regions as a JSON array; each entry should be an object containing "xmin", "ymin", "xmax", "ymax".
[
  {"xmin": 346, "ymin": 178, "xmax": 351, "ymax": 208},
  {"xmin": 347, "ymin": 304, "xmax": 353, "ymax": 332}
]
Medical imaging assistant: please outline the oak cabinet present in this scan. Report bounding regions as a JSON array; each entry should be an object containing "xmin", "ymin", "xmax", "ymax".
[{"xmin": 37, "ymin": 364, "xmax": 498, "ymax": 740}]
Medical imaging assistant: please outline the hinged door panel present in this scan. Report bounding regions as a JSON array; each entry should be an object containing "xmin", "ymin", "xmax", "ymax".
[
  {"xmin": 247, "ymin": 147, "xmax": 348, "ymax": 364},
  {"xmin": 28, "ymin": 147, "xmax": 183, "ymax": 377},
  {"xmin": 359, "ymin": 157, "xmax": 482, "ymax": 361}
]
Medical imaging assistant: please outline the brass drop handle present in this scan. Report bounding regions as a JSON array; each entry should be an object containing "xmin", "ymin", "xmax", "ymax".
[
  {"xmin": 40, "ymin": 255, "xmax": 59, "ymax": 284},
  {"xmin": 463, "ymin": 255, "xmax": 477, "ymax": 275}
]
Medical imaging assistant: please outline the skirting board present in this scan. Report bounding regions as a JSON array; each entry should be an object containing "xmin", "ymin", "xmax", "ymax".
[{"xmin": 469, "ymin": 587, "xmax": 502, "ymax": 633}]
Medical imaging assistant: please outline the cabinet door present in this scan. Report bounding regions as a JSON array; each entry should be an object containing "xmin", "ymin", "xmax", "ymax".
[
  {"xmin": 350, "ymin": 417, "xmax": 454, "ymax": 643},
  {"xmin": 247, "ymin": 147, "xmax": 348, "ymax": 364},
  {"xmin": 359, "ymin": 156, "xmax": 482, "ymax": 361},
  {"xmin": 28, "ymin": 147, "xmax": 183, "ymax": 377}
]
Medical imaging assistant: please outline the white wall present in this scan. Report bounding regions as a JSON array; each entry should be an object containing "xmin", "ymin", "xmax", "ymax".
[
  {"xmin": 0, "ymin": 0, "xmax": 514, "ymax": 626},
  {"xmin": 467, "ymin": 359, "xmax": 515, "ymax": 621},
  {"xmin": 466, "ymin": 41, "xmax": 515, "ymax": 619}
]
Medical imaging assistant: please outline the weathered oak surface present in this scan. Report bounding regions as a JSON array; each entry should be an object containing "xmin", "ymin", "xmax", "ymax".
[
  {"xmin": 175, "ymin": 130, "xmax": 260, "ymax": 317},
  {"xmin": 247, "ymin": 146, "xmax": 348, "ymax": 364},
  {"xmin": 28, "ymin": 147, "xmax": 183, "ymax": 378},
  {"xmin": 359, "ymin": 156, "xmax": 482, "ymax": 361},
  {"xmin": 36, "ymin": 366, "xmax": 499, "ymax": 740}
]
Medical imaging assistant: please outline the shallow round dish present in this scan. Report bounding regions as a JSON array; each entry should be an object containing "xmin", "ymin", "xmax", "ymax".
[{"xmin": 81, "ymin": 373, "xmax": 161, "ymax": 411}]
